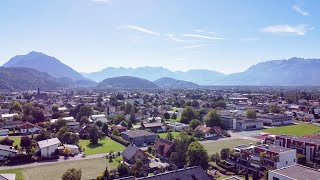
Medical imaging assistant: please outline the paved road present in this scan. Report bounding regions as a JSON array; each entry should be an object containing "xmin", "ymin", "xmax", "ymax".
[{"xmin": 199, "ymin": 130, "xmax": 260, "ymax": 144}]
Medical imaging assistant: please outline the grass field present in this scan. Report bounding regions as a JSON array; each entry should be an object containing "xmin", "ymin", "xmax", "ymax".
[
  {"xmin": 262, "ymin": 123, "xmax": 320, "ymax": 136},
  {"xmin": 0, "ymin": 158, "xmax": 118, "ymax": 180},
  {"xmin": 203, "ymin": 139, "xmax": 257, "ymax": 156},
  {"xmin": 0, "ymin": 136, "xmax": 22, "ymax": 148},
  {"xmin": 158, "ymin": 131, "xmax": 180, "ymax": 139},
  {"xmin": 79, "ymin": 137, "xmax": 125, "ymax": 155}
]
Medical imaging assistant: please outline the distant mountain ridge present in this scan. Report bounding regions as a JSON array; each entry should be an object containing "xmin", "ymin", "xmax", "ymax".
[
  {"xmin": 154, "ymin": 77, "xmax": 199, "ymax": 88},
  {"xmin": 3, "ymin": 51, "xmax": 85, "ymax": 80},
  {"xmin": 83, "ymin": 67, "xmax": 226, "ymax": 85},
  {"xmin": 217, "ymin": 57, "xmax": 320, "ymax": 86},
  {"xmin": 96, "ymin": 76, "xmax": 159, "ymax": 89}
]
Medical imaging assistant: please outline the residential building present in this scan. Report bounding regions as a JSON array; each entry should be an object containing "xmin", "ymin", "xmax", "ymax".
[
  {"xmin": 275, "ymin": 135, "xmax": 320, "ymax": 163},
  {"xmin": 19, "ymin": 122, "xmax": 43, "ymax": 134},
  {"xmin": 268, "ymin": 164, "xmax": 320, "ymax": 180},
  {"xmin": 0, "ymin": 145, "xmax": 18, "ymax": 160},
  {"xmin": 154, "ymin": 138, "xmax": 174, "ymax": 159},
  {"xmin": 122, "ymin": 130, "xmax": 158, "ymax": 146},
  {"xmin": 233, "ymin": 144, "xmax": 296, "ymax": 172},
  {"xmin": 194, "ymin": 125, "xmax": 223, "ymax": 139},
  {"xmin": 0, "ymin": 129, "xmax": 9, "ymax": 136},
  {"xmin": 122, "ymin": 144, "xmax": 149, "ymax": 164},
  {"xmin": 166, "ymin": 122, "xmax": 188, "ymax": 131},
  {"xmin": 141, "ymin": 122, "xmax": 166, "ymax": 133},
  {"xmin": 38, "ymin": 138, "xmax": 61, "ymax": 158}
]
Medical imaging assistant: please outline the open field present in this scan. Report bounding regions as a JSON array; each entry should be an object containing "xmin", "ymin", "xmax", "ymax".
[
  {"xmin": 158, "ymin": 131, "xmax": 180, "ymax": 139},
  {"xmin": 79, "ymin": 137, "xmax": 125, "ymax": 155},
  {"xmin": 203, "ymin": 139, "xmax": 257, "ymax": 155},
  {"xmin": 262, "ymin": 123, "xmax": 320, "ymax": 136},
  {"xmin": 0, "ymin": 158, "xmax": 118, "ymax": 180}
]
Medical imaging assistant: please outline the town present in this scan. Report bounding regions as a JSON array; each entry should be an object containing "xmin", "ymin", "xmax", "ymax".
[{"xmin": 0, "ymin": 87, "xmax": 320, "ymax": 180}]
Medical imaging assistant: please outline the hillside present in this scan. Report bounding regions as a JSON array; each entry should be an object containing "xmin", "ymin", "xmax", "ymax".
[
  {"xmin": 83, "ymin": 67, "xmax": 225, "ymax": 85},
  {"xmin": 3, "ymin": 51, "xmax": 84, "ymax": 80},
  {"xmin": 96, "ymin": 76, "xmax": 159, "ymax": 89},
  {"xmin": 154, "ymin": 77, "xmax": 199, "ymax": 88},
  {"xmin": 218, "ymin": 57, "xmax": 320, "ymax": 86},
  {"xmin": 0, "ymin": 67, "xmax": 71, "ymax": 91}
]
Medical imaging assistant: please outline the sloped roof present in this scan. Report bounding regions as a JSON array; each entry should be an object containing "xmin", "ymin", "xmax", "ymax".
[
  {"xmin": 121, "ymin": 144, "xmax": 145, "ymax": 160},
  {"xmin": 38, "ymin": 138, "xmax": 61, "ymax": 149}
]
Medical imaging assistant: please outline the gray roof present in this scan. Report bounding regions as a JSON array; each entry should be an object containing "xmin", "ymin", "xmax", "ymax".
[
  {"xmin": 121, "ymin": 144, "xmax": 141, "ymax": 160},
  {"xmin": 116, "ymin": 166, "xmax": 210, "ymax": 180},
  {"xmin": 38, "ymin": 138, "xmax": 61, "ymax": 149},
  {"xmin": 0, "ymin": 145, "xmax": 17, "ymax": 153},
  {"xmin": 123, "ymin": 130, "xmax": 156, "ymax": 138},
  {"xmin": 271, "ymin": 164, "xmax": 320, "ymax": 180}
]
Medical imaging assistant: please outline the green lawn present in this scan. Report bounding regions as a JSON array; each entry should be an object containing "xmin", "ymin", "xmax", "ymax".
[
  {"xmin": 0, "ymin": 136, "xmax": 22, "ymax": 148},
  {"xmin": 79, "ymin": 137, "xmax": 125, "ymax": 155},
  {"xmin": 203, "ymin": 139, "xmax": 257, "ymax": 156},
  {"xmin": 158, "ymin": 131, "xmax": 180, "ymax": 139},
  {"xmin": 0, "ymin": 168, "xmax": 23, "ymax": 180},
  {"xmin": 166, "ymin": 115, "xmax": 181, "ymax": 123},
  {"xmin": 262, "ymin": 123, "xmax": 320, "ymax": 136},
  {"xmin": 0, "ymin": 158, "xmax": 118, "ymax": 180}
]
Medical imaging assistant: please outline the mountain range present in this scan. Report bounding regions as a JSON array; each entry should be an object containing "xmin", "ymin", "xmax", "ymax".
[
  {"xmin": 96, "ymin": 76, "xmax": 159, "ymax": 89},
  {"xmin": 82, "ymin": 67, "xmax": 225, "ymax": 85},
  {"xmin": 2, "ymin": 51, "xmax": 320, "ymax": 89}
]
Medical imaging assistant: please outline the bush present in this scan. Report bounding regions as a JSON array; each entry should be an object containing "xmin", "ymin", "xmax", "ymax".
[{"xmin": 110, "ymin": 135, "xmax": 130, "ymax": 146}]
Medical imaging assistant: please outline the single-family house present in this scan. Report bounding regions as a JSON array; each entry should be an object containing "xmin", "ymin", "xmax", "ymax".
[
  {"xmin": 0, "ymin": 145, "xmax": 18, "ymax": 160},
  {"xmin": 154, "ymin": 138, "xmax": 174, "ymax": 159},
  {"xmin": 166, "ymin": 122, "xmax": 188, "ymax": 131},
  {"xmin": 122, "ymin": 144, "xmax": 149, "ymax": 165},
  {"xmin": 122, "ymin": 130, "xmax": 158, "ymax": 146},
  {"xmin": 194, "ymin": 125, "xmax": 223, "ymax": 139},
  {"xmin": 19, "ymin": 122, "xmax": 43, "ymax": 134}
]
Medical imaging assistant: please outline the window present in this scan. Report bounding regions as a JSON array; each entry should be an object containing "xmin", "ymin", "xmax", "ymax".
[
  {"xmin": 286, "ymin": 161, "xmax": 288, "ymax": 164},
  {"xmin": 273, "ymin": 177, "xmax": 280, "ymax": 180}
]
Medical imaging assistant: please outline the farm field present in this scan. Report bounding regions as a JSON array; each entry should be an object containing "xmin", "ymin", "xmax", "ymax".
[
  {"xmin": 203, "ymin": 139, "xmax": 256, "ymax": 156},
  {"xmin": 79, "ymin": 137, "xmax": 125, "ymax": 155},
  {"xmin": 262, "ymin": 123, "xmax": 320, "ymax": 136},
  {"xmin": 0, "ymin": 158, "xmax": 117, "ymax": 180}
]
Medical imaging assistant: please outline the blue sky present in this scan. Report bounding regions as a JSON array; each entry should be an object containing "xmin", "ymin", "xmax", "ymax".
[{"xmin": 0, "ymin": 0, "xmax": 319, "ymax": 74}]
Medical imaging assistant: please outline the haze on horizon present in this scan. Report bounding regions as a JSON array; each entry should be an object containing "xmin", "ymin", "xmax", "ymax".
[{"xmin": 0, "ymin": 0, "xmax": 319, "ymax": 74}]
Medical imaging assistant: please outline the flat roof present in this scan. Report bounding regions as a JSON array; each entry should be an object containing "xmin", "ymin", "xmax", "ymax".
[
  {"xmin": 255, "ymin": 144, "xmax": 293, "ymax": 153},
  {"xmin": 271, "ymin": 164, "xmax": 320, "ymax": 180}
]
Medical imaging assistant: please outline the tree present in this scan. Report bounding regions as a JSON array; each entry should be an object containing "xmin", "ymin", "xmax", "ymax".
[
  {"xmin": 166, "ymin": 132, "xmax": 174, "ymax": 141},
  {"xmin": 11, "ymin": 101, "xmax": 22, "ymax": 112},
  {"xmin": 112, "ymin": 129, "xmax": 120, "ymax": 136},
  {"xmin": 102, "ymin": 123, "xmax": 109, "ymax": 134},
  {"xmin": 171, "ymin": 113, "xmax": 177, "ymax": 119},
  {"xmin": 54, "ymin": 119, "xmax": 67, "ymax": 132},
  {"xmin": 170, "ymin": 132, "xmax": 194, "ymax": 168},
  {"xmin": 0, "ymin": 137, "xmax": 14, "ymax": 146},
  {"xmin": 163, "ymin": 112, "xmax": 170, "ymax": 119},
  {"xmin": 76, "ymin": 105, "xmax": 93, "ymax": 121},
  {"xmin": 117, "ymin": 163, "xmax": 130, "ymax": 177},
  {"xmin": 23, "ymin": 103, "xmax": 34, "ymax": 116},
  {"xmin": 32, "ymin": 107, "xmax": 44, "ymax": 122},
  {"xmin": 189, "ymin": 119, "xmax": 202, "ymax": 129},
  {"xmin": 246, "ymin": 109, "xmax": 257, "ymax": 119},
  {"xmin": 64, "ymin": 148, "xmax": 71, "ymax": 156},
  {"xmin": 101, "ymin": 166, "xmax": 110, "ymax": 179},
  {"xmin": 20, "ymin": 136, "xmax": 32, "ymax": 149},
  {"xmin": 62, "ymin": 168, "xmax": 81, "ymax": 180},
  {"xmin": 35, "ymin": 130, "xmax": 51, "ymax": 141},
  {"xmin": 269, "ymin": 104, "xmax": 281, "ymax": 113},
  {"xmin": 180, "ymin": 106, "xmax": 198, "ymax": 124},
  {"xmin": 205, "ymin": 110, "xmax": 221, "ymax": 127},
  {"xmin": 96, "ymin": 120, "xmax": 103, "ymax": 128},
  {"xmin": 220, "ymin": 148, "xmax": 230, "ymax": 160},
  {"xmin": 80, "ymin": 116, "xmax": 90, "ymax": 125},
  {"xmin": 297, "ymin": 153, "xmax": 306, "ymax": 165},
  {"xmin": 187, "ymin": 142, "xmax": 209, "ymax": 170},
  {"xmin": 88, "ymin": 125, "xmax": 104, "ymax": 144},
  {"xmin": 52, "ymin": 104, "xmax": 59, "ymax": 113},
  {"xmin": 212, "ymin": 100, "xmax": 227, "ymax": 109}
]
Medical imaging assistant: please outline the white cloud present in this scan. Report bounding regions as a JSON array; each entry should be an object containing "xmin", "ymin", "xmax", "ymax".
[
  {"xmin": 118, "ymin": 25, "xmax": 160, "ymax": 36},
  {"xmin": 165, "ymin": 34, "xmax": 198, "ymax": 43},
  {"xmin": 193, "ymin": 29, "xmax": 215, "ymax": 35},
  {"xmin": 292, "ymin": 5, "xmax": 309, "ymax": 16},
  {"xmin": 261, "ymin": 24, "xmax": 313, "ymax": 36},
  {"xmin": 90, "ymin": 0, "xmax": 111, "ymax": 3},
  {"xmin": 183, "ymin": 34, "xmax": 223, "ymax": 40}
]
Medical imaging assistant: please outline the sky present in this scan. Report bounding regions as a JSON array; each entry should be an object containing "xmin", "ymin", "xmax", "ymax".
[{"xmin": 0, "ymin": 0, "xmax": 319, "ymax": 74}]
